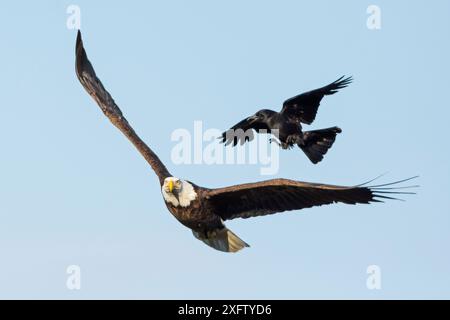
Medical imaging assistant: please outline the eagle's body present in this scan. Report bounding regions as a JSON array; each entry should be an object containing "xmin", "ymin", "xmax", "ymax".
[
  {"xmin": 162, "ymin": 181, "xmax": 217, "ymax": 231},
  {"xmin": 222, "ymin": 77, "xmax": 352, "ymax": 163},
  {"xmin": 75, "ymin": 31, "xmax": 415, "ymax": 253}
]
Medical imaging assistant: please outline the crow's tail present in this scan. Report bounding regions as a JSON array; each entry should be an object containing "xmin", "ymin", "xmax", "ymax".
[{"xmin": 299, "ymin": 126, "xmax": 342, "ymax": 164}]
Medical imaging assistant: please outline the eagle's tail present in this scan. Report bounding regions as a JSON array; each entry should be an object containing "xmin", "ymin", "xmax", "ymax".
[
  {"xmin": 299, "ymin": 126, "xmax": 342, "ymax": 164},
  {"xmin": 192, "ymin": 227, "xmax": 250, "ymax": 253}
]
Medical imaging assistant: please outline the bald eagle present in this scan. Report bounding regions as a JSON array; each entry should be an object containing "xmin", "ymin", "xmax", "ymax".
[
  {"xmin": 75, "ymin": 31, "xmax": 415, "ymax": 253},
  {"xmin": 221, "ymin": 76, "xmax": 352, "ymax": 164}
]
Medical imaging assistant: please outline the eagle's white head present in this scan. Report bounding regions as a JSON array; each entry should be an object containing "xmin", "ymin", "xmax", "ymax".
[{"xmin": 162, "ymin": 177, "xmax": 197, "ymax": 207}]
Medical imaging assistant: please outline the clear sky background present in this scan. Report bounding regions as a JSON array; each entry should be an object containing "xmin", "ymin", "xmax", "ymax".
[{"xmin": 0, "ymin": 1, "xmax": 449, "ymax": 299}]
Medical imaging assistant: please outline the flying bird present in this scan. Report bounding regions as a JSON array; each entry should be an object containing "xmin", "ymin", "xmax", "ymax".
[
  {"xmin": 75, "ymin": 31, "xmax": 415, "ymax": 253},
  {"xmin": 221, "ymin": 76, "xmax": 353, "ymax": 164}
]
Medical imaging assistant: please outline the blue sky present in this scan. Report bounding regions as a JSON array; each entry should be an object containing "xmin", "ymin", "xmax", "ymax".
[{"xmin": 0, "ymin": 1, "xmax": 449, "ymax": 299}]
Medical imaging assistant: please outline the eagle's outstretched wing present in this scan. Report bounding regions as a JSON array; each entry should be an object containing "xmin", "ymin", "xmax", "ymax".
[
  {"xmin": 280, "ymin": 76, "xmax": 353, "ymax": 125},
  {"xmin": 75, "ymin": 30, "xmax": 171, "ymax": 184},
  {"xmin": 206, "ymin": 177, "xmax": 417, "ymax": 221}
]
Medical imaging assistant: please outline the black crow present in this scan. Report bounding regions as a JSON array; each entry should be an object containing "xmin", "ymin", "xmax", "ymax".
[{"xmin": 221, "ymin": 76, "xmax": 352, "ymax": 164}]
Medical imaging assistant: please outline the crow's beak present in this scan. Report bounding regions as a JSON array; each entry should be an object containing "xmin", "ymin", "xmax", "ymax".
[
  {"xmin": 246, "ymin": 115, "xmax": 259, "ymax": 124},
  {"xmin": 169, "ymin": 180, "xmax": 174, "ymax": 193}
]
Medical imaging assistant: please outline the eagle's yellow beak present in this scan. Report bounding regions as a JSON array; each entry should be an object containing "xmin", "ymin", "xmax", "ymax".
[{"xmin": 168, "ymin": 180, "xmax": 174, "ymax": 193}]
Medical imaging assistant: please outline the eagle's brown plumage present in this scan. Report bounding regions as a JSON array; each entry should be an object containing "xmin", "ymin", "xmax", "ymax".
[
  {"xmin": 207, "ymin": 179, "xmax": 377, "ymax": 221},
  {"xmin": 75, "ymin": 31, "xmax": 171, "ymax": 185},
  {"xmin": 75, "ymin": 30, "xmax": 416, "ymax": 253}
]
